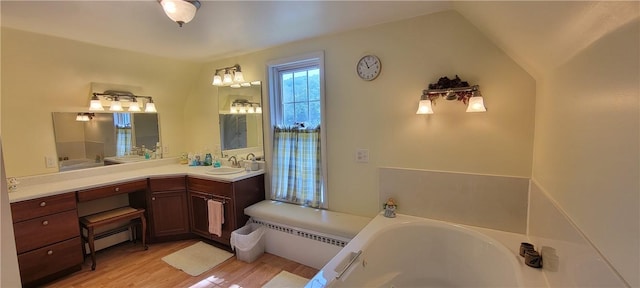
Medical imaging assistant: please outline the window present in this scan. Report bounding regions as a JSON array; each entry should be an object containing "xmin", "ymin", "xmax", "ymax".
[{"xmin": 268, "ymin": 52, "xmax": 327, "ymax": 208}]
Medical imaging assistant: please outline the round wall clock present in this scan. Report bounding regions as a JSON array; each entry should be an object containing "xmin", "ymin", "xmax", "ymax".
[{"xmin": 356, "ymin": 54, "xmax": 381, "ymax": 81}]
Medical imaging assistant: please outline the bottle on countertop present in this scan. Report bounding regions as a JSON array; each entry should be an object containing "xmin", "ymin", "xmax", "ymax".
[{"xmin": 204, "ymin": 153, "xmax": 213, "ymax": 166}]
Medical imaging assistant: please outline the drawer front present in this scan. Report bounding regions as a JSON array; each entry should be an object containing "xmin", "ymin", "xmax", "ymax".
[
  {"xmin": 149, "ymin": 176, "xmax": 186, "ymax": 192},
  {"xmin": 18, "ymin": 237, "xmax": 83, "ymax": 285},
  {"xmin": 187, "ymin": 177, "xmax": 232, "ymax": 197},
  {"xmin": 11, "ymin": 192, "xmax": 77, "ymax": 223},
  {"xmin": 14, "ymin": 210, "xmax": 80, "ymax": 254},
  {"xmin": 77, "ymin": 179, "xmax": 147, "ymax": 202}
]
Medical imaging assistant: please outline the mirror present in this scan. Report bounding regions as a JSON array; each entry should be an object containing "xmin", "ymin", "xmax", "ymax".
[
  {"xmin": 52, "ymin": 112, "xmax": 160, "ymax": 171},
  {"xmin": 218, "ymin": 83, "xmax": 264, "ymax": 158}
]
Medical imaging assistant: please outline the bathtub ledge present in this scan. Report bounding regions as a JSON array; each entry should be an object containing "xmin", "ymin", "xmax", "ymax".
[{"xmin": 244, "ymin": 200, "xmax": 372, "ymax": 239}]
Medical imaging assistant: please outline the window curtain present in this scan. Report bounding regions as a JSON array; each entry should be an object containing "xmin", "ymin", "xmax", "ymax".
[
  {"xmin": 271, "ymin": 126, "xmax": 322, "ymax": 208},
  {"xmin": 115, "ymin": 128, "xmax": 132, "ymax": 156},
  {"xmin": 114, "ymin": 113, "xmax": 132, "ymax": 157}
]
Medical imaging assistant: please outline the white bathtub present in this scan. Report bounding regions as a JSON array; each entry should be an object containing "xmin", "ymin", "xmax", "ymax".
[{"xmin": 306, "ymin": 213, "xmax": 546, "ymax": 288}]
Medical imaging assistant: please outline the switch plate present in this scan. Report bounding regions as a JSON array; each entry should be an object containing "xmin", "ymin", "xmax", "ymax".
[
  {"xmin": 355, "ymin": 149, "xmax": 369, "ymax": 163},
  {"xmin": 45, "ymin": 156, "xmax": 56, "ymax": 168}
]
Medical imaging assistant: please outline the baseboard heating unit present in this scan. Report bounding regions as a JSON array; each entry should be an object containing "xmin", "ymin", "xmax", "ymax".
[{"xmin": 250, "ymin": 218, "xmax": 351, "ymax": 269}]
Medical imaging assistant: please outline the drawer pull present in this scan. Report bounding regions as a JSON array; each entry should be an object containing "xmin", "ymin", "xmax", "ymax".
[
  {"xmin": 152, "ymin": 197, "xmax": 156, "ymax": 201},
  {"xmin": 42, "ymin": 220, "xmax": 49, "ymax": 226},
  {"xmin": 115, "ymin": 187, "xmax": 120, "ymax": 192},
  {"xmin": 40, "ymin": 201, "xmax": 46, "ymax": 207},
  {"xmin": 47, "ymin": 250, "xmax": 53, "ymax": 255}
]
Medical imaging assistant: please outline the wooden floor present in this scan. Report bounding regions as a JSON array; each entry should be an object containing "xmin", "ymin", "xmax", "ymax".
[{"xmin": 44, "ymin": 239, "xmax": 318, "ymax": 288}]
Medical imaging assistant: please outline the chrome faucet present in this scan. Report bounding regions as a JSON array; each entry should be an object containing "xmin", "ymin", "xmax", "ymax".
[
  {"xmin": 228, "ymin": 156, "xmax": 239, "ymax": 168},
  {"xmin": 246, "ymin": 153, "xmax": 256, "ymax": 161}
]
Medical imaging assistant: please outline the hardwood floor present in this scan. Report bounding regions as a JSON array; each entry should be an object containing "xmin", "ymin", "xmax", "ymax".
[{"xmin": 44, "ymin": 239, "xmax": 318, "ymax": 288}]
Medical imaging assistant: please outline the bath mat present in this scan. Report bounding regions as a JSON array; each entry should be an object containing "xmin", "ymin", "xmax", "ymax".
[
  {"xmin": 262, "ymin": 270, "xmax": 310, "ymax": 288},
  {"xmin": 161, "ymin": 241, "xmax": 233, "ymax": 276}
]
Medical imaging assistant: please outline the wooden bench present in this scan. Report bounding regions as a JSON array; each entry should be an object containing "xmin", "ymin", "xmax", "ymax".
[{"xmin": 79, "ymin": 207, "xmax": 148, "ymax": 270}]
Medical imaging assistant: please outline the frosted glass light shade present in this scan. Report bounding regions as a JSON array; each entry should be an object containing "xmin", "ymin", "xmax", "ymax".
[
  {"xmin": 160, "ymin": 0, "xmax": 198, "ymax": 26},
  {"xmin": 255, "ymin": 106, "xmax": 262, "ymax": 114},
  {"xmin": 89, "ymin": 99, "xmax": 104, "ymax": 111},
  {"xmin": 145, "ymin": 102, "xmax": 157, "ymax": 113},
  {"xmin": 230, "ymin": 106, "xmax": 238, "ymax": 114},
  {"xmin": 128, "ymin": 101, "xmax": 141, "ymax": 112},
  {"xmin": 212, "ymin": 75, "xmax": 222, "ymax": 86},
  {"xmin": 223, "ymin": 73, "xmax": 233, "ymax": 85},
  {"xmin": 109, "ymin": 100, "xmax": 123, "ymax": 111},
  {"xmin": 416, "ymin": 99, "xmax": 434, "ymax": 114},
  {"xmin": 466, "ymin": 97, "xmax": 487, "ymax": 112},
  {"xmin": 233, "ymin": 71, "xmax": 244, "ymax": 83}
]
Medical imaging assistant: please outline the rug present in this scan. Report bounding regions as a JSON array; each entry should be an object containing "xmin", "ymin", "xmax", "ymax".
[
  {"xmin": 161, "ymin": 241, "xmax": 233, "ymax": 276},
  {"xmin": 262, "ymin": 270, "xmax": 310, "ymax": 288}
]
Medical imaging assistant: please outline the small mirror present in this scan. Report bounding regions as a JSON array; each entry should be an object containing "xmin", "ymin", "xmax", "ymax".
[
  {"xmin": 52, "ymin": 112, "xmax": 160, "ymax": 171},
  {"xmin": 218, "ymin": 83, "xmax": 263, "ymax": 157}
]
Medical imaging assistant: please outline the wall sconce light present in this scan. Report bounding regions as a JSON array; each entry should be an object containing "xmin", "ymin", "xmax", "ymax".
[
  {"xmin": 75, "ymin": 113, "xmax": 95, "ymax": 122},
  {"xmin": 416, "ymin": 75, "xmax": 487, "ymax": 114},
  {"xmin": 229, "ymin": 99, "xmax": 262, "ymax": 114},
  {"xmin": 159, "ymin": 0, "xmax": 201, "ymax": 27},
  {"xmin": 212, "ymin": 64, "xmax": 245, "ymax": 87},
  {"xmin": 89, "ymin": 90, "xmax": 157, "ymax": 113}
]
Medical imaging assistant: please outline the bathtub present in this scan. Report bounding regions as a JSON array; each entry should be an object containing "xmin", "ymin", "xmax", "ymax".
[{"xmin": 306, "ymin": 213, "xmax": 546, "ymax": 288}]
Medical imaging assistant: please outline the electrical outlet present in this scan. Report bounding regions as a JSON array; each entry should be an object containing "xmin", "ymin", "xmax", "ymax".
[
  {"xmin": 45, "ymin": 156, "xmax": 57, "ymax": 168},
  {"xmin": 355, "ymin": 149, "xmax": 369, "ymax": 163},
  {"xmin": 163, "ymin": 145, "xmax": 169, "ymax": 155}
]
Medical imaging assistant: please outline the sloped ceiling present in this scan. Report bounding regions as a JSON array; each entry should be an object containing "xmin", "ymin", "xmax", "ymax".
[
  {"xmin": 1, "ymin": 1, "xmax": 638, "ymax": 79},
  {"xmin": 453, "ymin": 1, "xmax": 639, "ymax": 79}
]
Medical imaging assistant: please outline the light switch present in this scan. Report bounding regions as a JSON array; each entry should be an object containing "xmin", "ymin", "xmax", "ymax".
[{"xmin": 355, "ymin": 149, "xmax": 369, "ymax": 163}]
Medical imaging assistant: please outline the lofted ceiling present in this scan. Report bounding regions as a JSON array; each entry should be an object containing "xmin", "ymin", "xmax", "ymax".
[{"xmin": 1, "ymin": 1, "xmax": 638, "ymax": 79}]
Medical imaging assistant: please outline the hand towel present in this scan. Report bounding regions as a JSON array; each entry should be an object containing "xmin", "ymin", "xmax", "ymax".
[{"xmin": 207, "ymin": 199, "xmax": 224, "ymax": 237}]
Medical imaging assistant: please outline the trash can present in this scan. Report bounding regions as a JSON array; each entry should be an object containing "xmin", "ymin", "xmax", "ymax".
[{"xmin": 230, "ymin": 222, "xmax": 266, "ymax": 263}]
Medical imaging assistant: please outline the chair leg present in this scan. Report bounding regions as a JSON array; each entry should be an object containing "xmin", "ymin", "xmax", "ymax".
[
  {"xmin": 141, "ymin": 214, "xmax": 148, "ymax": 250},
  {"xmin": 88, "ymin": 227, "xmax": 96, "ymax": 271}
]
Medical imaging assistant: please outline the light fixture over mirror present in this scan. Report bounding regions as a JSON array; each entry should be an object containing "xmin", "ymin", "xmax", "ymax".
[
  {"xmin": 212, "ymin": 64, "xmax": 246, "ymax": 87},
  {"xmin": 89, "ymin": 90, "xmax": 157, "ymax": 113},
  {"xmin": 416, "ymin": 75, "xmax": 486, "ymax": 114},
  {"xmin": 159, "ymin": 0, "xmax": 201, "ymax": 27}
]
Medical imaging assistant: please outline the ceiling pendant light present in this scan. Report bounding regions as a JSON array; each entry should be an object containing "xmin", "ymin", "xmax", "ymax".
[{"xmin": 159, "ymin": 0, "xmax": 201, "ymax": 27}]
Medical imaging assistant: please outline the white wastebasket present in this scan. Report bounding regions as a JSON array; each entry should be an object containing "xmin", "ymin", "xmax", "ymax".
[{"xmin": 230, "ymin": 222, "xmax": 266, "ymax": 263}]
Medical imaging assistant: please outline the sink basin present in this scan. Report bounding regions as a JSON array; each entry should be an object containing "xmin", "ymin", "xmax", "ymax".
[{"xmin": 205, "ymin": 167, "xmax": 244, "ymax": 175}]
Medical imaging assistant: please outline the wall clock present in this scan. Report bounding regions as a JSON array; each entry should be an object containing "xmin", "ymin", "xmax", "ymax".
[{"xmin": 356, "ymin": 55, "xmax": 381, "ymax": 81}]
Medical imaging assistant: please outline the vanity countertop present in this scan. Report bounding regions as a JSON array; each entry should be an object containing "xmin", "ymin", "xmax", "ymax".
[{"xmin": 8, "ymin": 159, "xmax": 265, "ymax": 203}]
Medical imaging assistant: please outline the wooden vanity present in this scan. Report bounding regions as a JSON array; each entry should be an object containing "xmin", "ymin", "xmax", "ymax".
[{"xmin": 9, "ymin": 171, "xmax": 265, "ymax": 287}]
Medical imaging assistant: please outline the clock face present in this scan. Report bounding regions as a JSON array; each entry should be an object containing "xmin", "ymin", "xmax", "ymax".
[{"xmin": 356, "ymin": 55, "xmax": 381, "ymax": 81}]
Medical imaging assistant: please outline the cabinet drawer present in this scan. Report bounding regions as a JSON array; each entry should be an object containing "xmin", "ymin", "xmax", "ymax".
[
  {"xmin": 11, "ymin": 193, "xmax": 77, "ymax": 223},
  {"xmin": 18, "ymin": 237, "xmax": 82, "ymax": 285},
  {"xmin": 149, "ymin": 176, "xmax": 186, "ymax": 192},
  {"xmin": 187, "ymin": 177, "xmax": 232, "ymax": 197},
  {"xmin": 77, "ymin": 179, "xmax": 147, "ymax": 202},
  {"xmin": 14, "ymin": 210, "xmax": 80, "ymax": 254}
]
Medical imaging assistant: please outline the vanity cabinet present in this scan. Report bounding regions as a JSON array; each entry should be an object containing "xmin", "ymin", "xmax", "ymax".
[
  {"xmin": 187, "ymin": 175, "xmax": 265, "ymax": 246},
  {"xmin": 10, "ymin": 192, "xmax": 83, "ymax": 287},
  {"xmin": 147, "ymin": 177, "xmax": 191, "ymax": 242}
]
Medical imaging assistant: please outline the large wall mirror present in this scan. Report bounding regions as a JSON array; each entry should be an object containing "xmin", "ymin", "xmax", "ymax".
[
  {"xmin": 52, "ymin": 112, "xmax": 159, "ymax": 171},
  {"xmin": 217, "ymin": 83, "xmax": 264, "ymax": 158}
]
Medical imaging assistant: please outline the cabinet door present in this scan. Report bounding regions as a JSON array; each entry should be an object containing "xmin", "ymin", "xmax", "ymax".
[
  {"xmin": 189, "ymin": 191, "xmax": 211, "ymax": 238},
  {"xmin": 188, "ymin": 190, "xmax": 235, "ymax": 244},
  {"xmin": 150, "ymin": 190, "xmax": 189, "ymax": 238}
]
